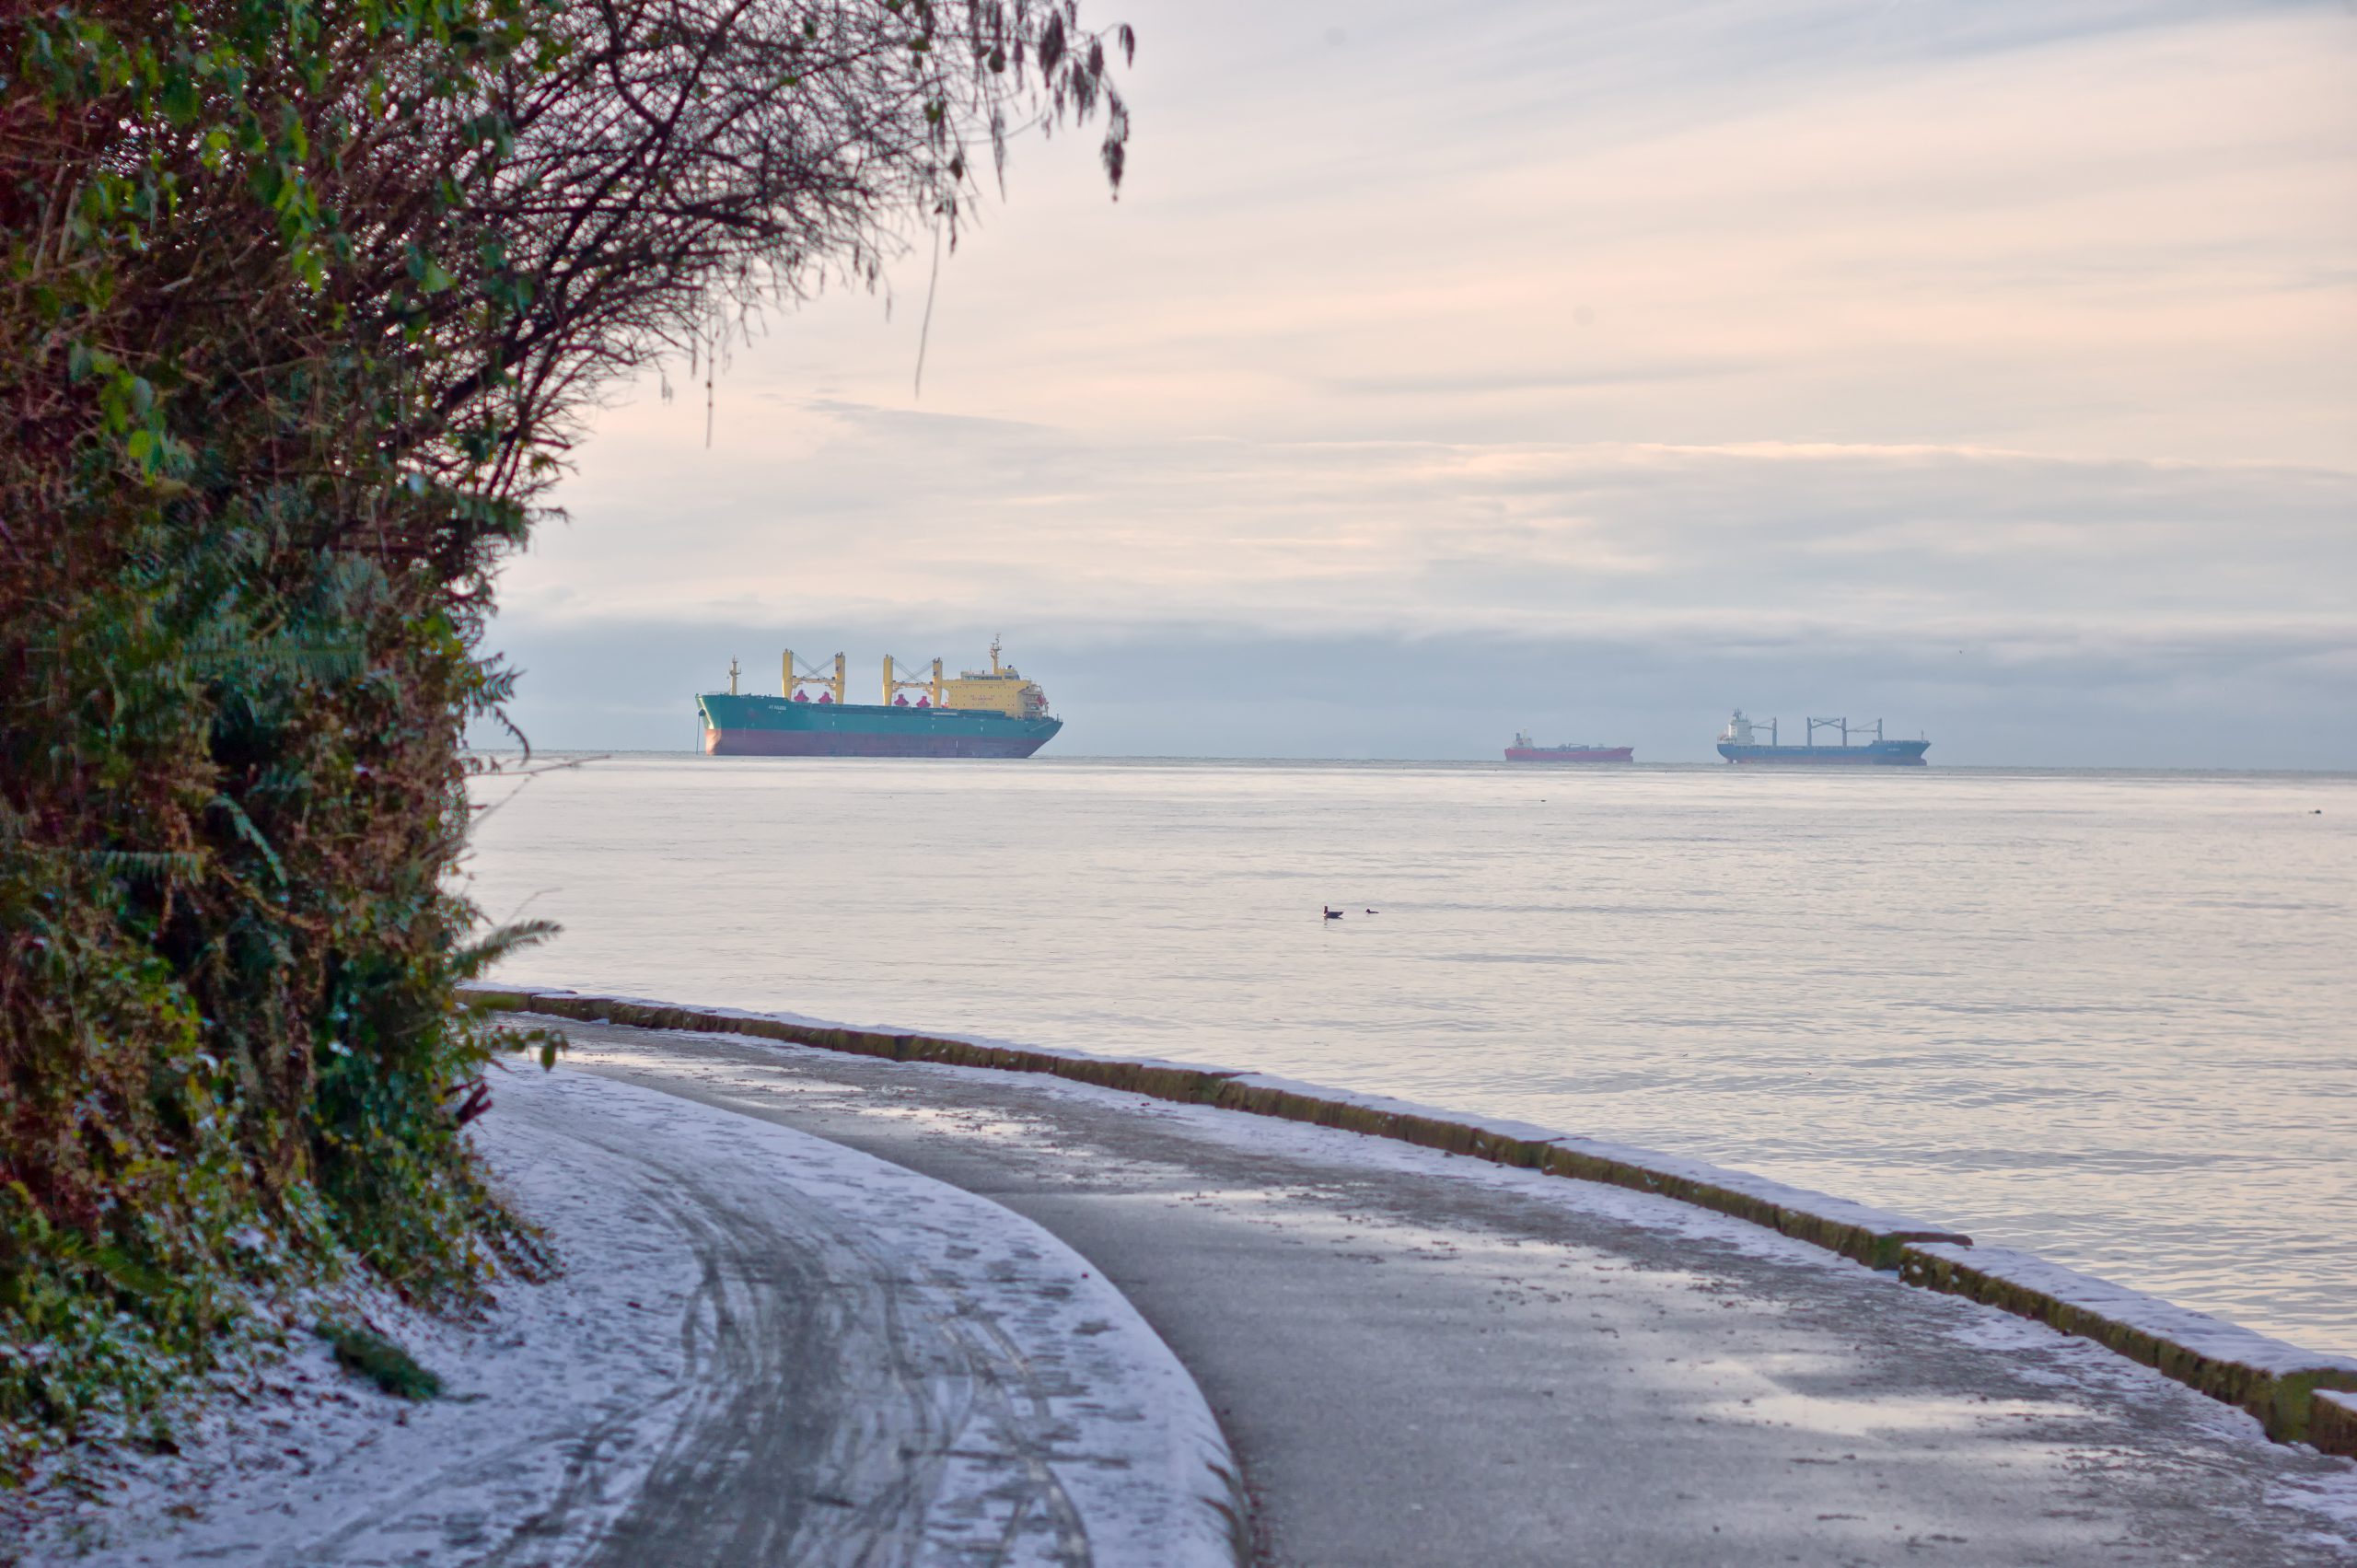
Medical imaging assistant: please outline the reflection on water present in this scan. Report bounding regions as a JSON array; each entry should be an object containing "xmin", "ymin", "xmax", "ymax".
[{"xmin": 467, "ymin": 756, "xmax": 2357, "ymax": 1353}]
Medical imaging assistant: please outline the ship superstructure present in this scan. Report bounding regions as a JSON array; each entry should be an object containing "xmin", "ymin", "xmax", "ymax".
[
  {"xmin": 697, "ymin": 636, "xmax": 1062, "ymax": 757},
  {"xmin": 1715, "ymin": 710, "xmax": 1928, "ymax": 766}
]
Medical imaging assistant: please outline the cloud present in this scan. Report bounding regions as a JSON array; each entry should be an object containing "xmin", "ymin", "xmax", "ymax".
[
  {"xmin": 504, "ymin": 402, "xmax": 2355, "ymax": 633},
  {"xmin": 489, "ymin": 0, "xmax": 2357, "ymax": 765}
]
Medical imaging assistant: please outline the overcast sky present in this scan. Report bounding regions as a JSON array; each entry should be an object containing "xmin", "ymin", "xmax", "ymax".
[{"xmin": 484, "ymin": 0, "xmax": 2357, "ymax": 766}]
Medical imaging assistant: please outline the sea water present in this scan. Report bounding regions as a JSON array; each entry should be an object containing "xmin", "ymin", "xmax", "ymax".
[{"xmin": 465, "ymin": 756, "xmax": 2356, "ymax": 1355}]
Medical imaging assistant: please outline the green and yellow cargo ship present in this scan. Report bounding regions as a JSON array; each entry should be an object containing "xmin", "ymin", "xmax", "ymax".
[{"xmin": 697, "ymin": 637, "xmax": 1063, "ymax": 758}]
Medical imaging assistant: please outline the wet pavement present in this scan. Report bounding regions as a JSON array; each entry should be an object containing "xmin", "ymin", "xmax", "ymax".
[{"xmin": 542, "ymin": 1016, "xmax": 2357, "ymax": 1568}]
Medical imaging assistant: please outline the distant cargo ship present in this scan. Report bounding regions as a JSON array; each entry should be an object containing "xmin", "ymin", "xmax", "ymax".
[
  {"xmin": 1504, "ymin": 731, "xmax": 1633, "ymax": 763},
  {"xmin": 697, "ymin": 637, "xmax": 1062, "ymax": 758},
  {"xmin": 1715, "ymin": 710, "xmax": 1928, "ymax": 766}
]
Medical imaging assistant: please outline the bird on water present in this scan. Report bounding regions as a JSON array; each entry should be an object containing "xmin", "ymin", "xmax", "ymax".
[{"xmin": 1322, "ymin": 906, "xmax": 1344, "ymax": 920}]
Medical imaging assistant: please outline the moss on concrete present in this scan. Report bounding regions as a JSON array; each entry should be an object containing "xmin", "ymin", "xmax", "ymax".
[
  {"xmin": 2312, "ymin": 1389, "xmax": 2357, "ymax": 1459},
  {"xmin": 1894, "ymin": 1247, "xmax": 2357, "ymax": 1445}
]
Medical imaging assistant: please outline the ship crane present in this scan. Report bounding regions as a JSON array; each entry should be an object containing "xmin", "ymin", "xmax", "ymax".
[
  {"xmin": 782, "ymin": 649, "xmax": 847, "ymax": 705},
  {"xmin": 882, "ymin": 654, "xmax": 945, "ymax": 708},
  {"xmin": 1805, "ymin": 716, "xmax": 1884, "ymax": 747}
]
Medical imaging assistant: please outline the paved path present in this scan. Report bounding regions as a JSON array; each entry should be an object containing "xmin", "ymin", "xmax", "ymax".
[{"xmin": 546, "ymin": 1015, "xmax": 2357, "ymax": 1568}]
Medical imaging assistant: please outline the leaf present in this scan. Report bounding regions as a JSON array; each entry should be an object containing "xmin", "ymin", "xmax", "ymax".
[
  {"xmin": 208, "ymin": 795, "xmax": 286, "ymax": 885},
  {"xmin": 185, "ymin": 636, "xmax": 366, "ymax": 684},
  {"xmin": 80, "ymin": 847, "xmax": 205, "ymax": 882},
  {"xmin": 453, "ymin": 918, "xmax": 560, "ymax": 981}
]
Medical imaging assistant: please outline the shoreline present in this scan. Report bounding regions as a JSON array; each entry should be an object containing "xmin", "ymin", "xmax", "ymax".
[{"xmin": 470, "ymin": 981, "xmax": 2357, "ymax": 1456}]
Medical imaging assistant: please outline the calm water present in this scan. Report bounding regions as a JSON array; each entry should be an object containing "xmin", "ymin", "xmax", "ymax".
[{"xmin": 466, "ymin": 756, "xmax": 2356, "ymax": 1353}]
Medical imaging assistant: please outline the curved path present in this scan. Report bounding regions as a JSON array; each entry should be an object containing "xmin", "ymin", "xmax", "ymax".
[
  {"xmin": 545, "ymin": 1015, "xmax": 2357, "ymax": 1568},
  {"xmin": 12, "ymin": 1066, "xmax": 1237, "ymax": 1568}
]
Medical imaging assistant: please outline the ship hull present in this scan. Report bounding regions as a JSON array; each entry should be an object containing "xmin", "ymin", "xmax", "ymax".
[
  {"xmin": 697, "ymin": 694, "xmax": 1062, "ymax": 759},
  {"xmin": 1505, "ymin": 747, "xmax": 1633, "ymax": 763},
  {"xmin": 1717, "ymin": 740, "xmax": 1928, "ymax": 766}
]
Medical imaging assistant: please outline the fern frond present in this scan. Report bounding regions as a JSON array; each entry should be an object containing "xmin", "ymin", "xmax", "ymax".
[
  {"xmin": 80, "ymin": 847, "xmax": 206, "ymax": 880},
  {"xmin": 207, "ymin": 795, "xmax": 286, "ymax": 885},
  {"xmin": 185, "ymin": 638, "xmax": 366, "ymax": 684},
  {"xmin": 452, "ymin": 918, "xmax": 560, "ymax": 982}
]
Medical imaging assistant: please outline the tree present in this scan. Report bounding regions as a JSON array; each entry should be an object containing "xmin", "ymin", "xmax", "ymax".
[{"xmin": 0, "ymin": 0, "xmax": 1130, "ymax": 1469}]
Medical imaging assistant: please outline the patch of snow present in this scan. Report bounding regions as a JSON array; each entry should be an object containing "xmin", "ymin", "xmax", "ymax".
[
  {"xmin": 487, "ymin": 986, "xmax": 1976, "ymax": 1256},
  {"xmin": 1908, "ymin": 1243, "xmax": 2357, "ymax": 1381},
  {"xmin": 626, "ymin": 1020, "xmax": 1927, "ymax": 1282},
  {"xmin": 6, "ymin": 1064, "xmax": 1237, "ymax": 1567},
  {"xmin": 2270, "ymin": 1465, "xmax": 2357, "ymax": 1551},
  {"xmin": 504, "ymin": 987, "xmax": 1245, "ymax": 1083}
]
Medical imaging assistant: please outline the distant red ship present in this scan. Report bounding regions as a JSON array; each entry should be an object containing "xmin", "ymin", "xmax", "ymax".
[{"xmin": 1504, "ymin": 731, "xmax": 1633, "ymax": 763}]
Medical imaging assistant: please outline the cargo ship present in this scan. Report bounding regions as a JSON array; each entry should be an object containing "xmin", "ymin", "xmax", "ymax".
[
  {"xmin": 697, "ymin": 637, "xmax": 1062, "ymax": 758},
  {"xmin": 1715, "ymin": 710, "xmax": 1928, "ymax": 765},
  {"xmin": 1504, "ymin": 731, "xmax": 1634, "ymax": 763}
]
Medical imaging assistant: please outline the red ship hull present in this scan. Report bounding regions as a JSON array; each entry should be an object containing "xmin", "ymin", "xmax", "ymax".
[{"xmin": 1504, "ymin": 746, "xmax": 1633, "ymax": 763}]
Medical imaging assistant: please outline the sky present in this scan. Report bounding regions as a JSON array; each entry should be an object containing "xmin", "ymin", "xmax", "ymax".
[{"xmin": 482, "ymin": 0, "xmax": 2357, "ymax": 766}]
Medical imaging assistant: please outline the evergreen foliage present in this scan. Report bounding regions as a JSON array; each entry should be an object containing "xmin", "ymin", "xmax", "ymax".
[
  {"xmin": 1, "ymin": 0, "xmax": 1130, "ymax": 1480},
  {"xmin": 315, "ymin": 1320, "xmax": 443, "ymax": 1401}
]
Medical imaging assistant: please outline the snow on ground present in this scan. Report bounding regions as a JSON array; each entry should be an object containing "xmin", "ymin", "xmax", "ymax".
[{"xmin": 3, "ymin": 1063, "xmax": 1238, "ymax": 1567}]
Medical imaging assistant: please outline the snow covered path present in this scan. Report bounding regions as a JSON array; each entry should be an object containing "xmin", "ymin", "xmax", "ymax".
[
  {"xmin": 6, "ymin": 1066, "xmax": 1238, "ymax": 1567},
  {"xmin": 546, "ymin": 1016, "xmax": 2357, "ymax": 1568}
]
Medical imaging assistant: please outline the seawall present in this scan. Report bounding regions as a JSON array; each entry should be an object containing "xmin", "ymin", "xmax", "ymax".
[{"xmin": 467, "ymin": 982, "xmax": 2357, "ymax": 1457}]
